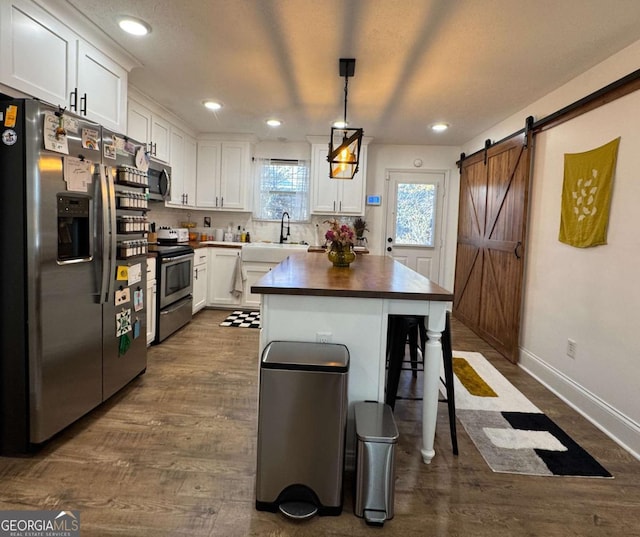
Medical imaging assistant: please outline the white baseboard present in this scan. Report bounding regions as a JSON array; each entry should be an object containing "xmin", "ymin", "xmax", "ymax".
[{"xmin": 518, "ymin": 348, "xmax": 640, "ymax": 461}]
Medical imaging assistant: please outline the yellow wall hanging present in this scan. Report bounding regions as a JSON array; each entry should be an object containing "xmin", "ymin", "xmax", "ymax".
[{"xmin": 559, "ymin": 137, "xmax": 620, "ymax": 248}]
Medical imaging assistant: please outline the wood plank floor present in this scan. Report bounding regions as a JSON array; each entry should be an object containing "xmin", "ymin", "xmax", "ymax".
[{"xmin": 1, "ymin": 309, "xmax": 639, "ymax": 536}]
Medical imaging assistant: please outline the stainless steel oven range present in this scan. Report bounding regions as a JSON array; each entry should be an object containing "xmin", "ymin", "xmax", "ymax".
[{"xmin": 149, "ymin": 244, "xmax": 194, "ymax": 343}]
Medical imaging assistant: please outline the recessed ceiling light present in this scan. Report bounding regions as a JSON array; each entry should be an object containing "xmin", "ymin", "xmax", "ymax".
[
  {"xmin": 333, "ymin": 120, "xmax": 348, "ymax": 129},
  {"xmin": 203, "ymin": 100, "xmax": 222, "ymax": 111},
  {"xmin": 266, "ymin": 119, "xmax": 282, "ymax": 127},
  {"xmin": 431, "ymin": 123, "xmax": 449, "ymax": 132},
  {"xmin": 118, "ymin": 17, "xmax": 151, "ymax": 36}
]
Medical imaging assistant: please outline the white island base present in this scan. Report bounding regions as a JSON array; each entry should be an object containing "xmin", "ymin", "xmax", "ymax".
[{"xmin": 258, "ymin": 292, "xmax": 448, "ymax": 466}]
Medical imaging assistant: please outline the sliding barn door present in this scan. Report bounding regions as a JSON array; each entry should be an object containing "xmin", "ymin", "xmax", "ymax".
[{"xmin": 453, "ymin": 134, "xmax": 531, "ymax": 363}]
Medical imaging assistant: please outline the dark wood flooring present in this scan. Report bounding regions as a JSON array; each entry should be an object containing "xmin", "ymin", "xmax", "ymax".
[{"xmin": 1, "ymin": 309, "xmax": 639, "ymax": 536}]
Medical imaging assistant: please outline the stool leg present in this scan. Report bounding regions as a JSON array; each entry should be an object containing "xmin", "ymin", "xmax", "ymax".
[
  {"xmin": 442, "ymin": 312, "xmax": 458, "ymax": 455},
  {"xmin": 385, "ymin": 318, "xmax": 405, "ymax": 410},
  {"xmin": 408, "ymin": 323, "xmax": 419, "ymax": 378}
]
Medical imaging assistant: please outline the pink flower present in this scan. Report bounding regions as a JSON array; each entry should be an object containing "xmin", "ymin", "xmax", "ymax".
[{"xmin": 323, "ymin": 219, "xmax": 355, "ymax": 249}]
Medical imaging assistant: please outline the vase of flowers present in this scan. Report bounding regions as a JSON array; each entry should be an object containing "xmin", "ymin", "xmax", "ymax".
[{"xmin": 324, "ymin": 219, "xmax": 356, "ymax": 267}]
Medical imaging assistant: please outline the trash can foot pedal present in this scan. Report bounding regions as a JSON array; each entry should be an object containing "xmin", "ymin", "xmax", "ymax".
[
  {"xmin": 279, "ymin": 501, "xmax": 318, "ymax": 520},
  {"xmin": 364, "ymin": 509, "xmax": 387, "ymax": 526}
]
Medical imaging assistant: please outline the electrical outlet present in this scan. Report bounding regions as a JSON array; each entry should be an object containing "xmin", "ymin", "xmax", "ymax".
[
  {"xmin": 316, "ymin": 332, "xmax": 332, "ymax": 344},
  {"xmin": 567, "ymin": 338, "xmax": 577, "ymax": 359}
]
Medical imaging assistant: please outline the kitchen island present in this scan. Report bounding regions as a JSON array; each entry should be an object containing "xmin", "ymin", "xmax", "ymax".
[{"xmin": 252, "ymin": 252, "xmax": 453, "ymax": 464}]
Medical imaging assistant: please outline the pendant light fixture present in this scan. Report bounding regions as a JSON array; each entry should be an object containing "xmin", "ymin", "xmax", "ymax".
[{"xmin": 328, "ymin": 58, "xmax": 363, "ymax": 179}]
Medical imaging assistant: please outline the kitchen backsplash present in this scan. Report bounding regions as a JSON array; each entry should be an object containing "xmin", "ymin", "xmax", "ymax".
[{"xmin": 148, "ymin": 202, "xmax": 358, "ymax": 246}]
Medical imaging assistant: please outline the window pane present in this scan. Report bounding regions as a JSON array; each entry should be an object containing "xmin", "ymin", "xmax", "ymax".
[
  {"xmin": 255, "ymin": 159, "xmax": 309, "ymax": 221},
  {"xmin": 395, "ymin": 183, "xmax": 436, "ymax": 246}
]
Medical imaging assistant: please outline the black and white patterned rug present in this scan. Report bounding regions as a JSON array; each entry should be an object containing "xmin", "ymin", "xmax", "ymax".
[
  {"xmin": 453, "ymin": 351, "xmax": 612, "ymax": 478},
  {"xmin": 220, "ymin": 310, "xmax": 261, "ymax": 328}
]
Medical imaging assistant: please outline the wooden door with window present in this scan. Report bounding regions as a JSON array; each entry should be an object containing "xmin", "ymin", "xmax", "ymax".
[{"xmin": 453, "ymin": 134, "xmax": 531, "ymax": 363}]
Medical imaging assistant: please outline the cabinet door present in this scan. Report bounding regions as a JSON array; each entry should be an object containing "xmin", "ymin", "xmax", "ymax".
[
  {"xmin": 219, "ymin": 142, "xmax": 248, "ymax": 210},
  {"xmin": 311, "ymin": 145, "xmax": 340, "ymax": 213},
  {"xmin": 76, "ymin": 41, "xmax": 127, "ymax": 133},
  {"xmin": 169, "ymin": 127, "xmax": 185, "ymax": 205},
  {"xmin": 151, "ymin": 114, "xmax": 171, "ymax": 163},
  {"xmin": 0, "ymin": 0, "xmax": 76, "ymax": 108},
  {"xmin": 242, "ymin": 263, "xmax": 272, "ymax": 308},
  {"xmin": 192, "ymin": 264, "xmax": 207, "ymax": 314},
  {"xmin": 207, "ymin": 249, "xmax": 242, "ymax": 306},
  {"xmin": 336, "ymin": 144, "xmax": 367, "ymax": 214},
  {"xmin": 127, "ymin": 99, "xmax": 152, "ymax": 147},
  {"xmin": 311, "ymin": 143, "xmax": 366, "ymax": 215},
  {"xmin": 184, "ymin": 135, "xmax": 197, "ymax": 208},
  {"xmin": 196, "ymin": 141, "xmax": 221, "ymax": 208}
]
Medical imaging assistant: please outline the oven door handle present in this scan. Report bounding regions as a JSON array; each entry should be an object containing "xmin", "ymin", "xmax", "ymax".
[{"xmin": 163, "ymin": 254, "xmax": 193, "ymax": 263}]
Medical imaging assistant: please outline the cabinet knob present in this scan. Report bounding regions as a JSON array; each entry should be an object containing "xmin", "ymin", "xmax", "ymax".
[
  {"xmin": 387, "ymin": 246, "xmax": 392, "ymax": 252},
  {"xmin": 387, "ymin": 237, "xmax": 393, "ymax": 242}
]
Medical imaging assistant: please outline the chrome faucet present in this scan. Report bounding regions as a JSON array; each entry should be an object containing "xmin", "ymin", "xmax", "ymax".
[{"xmin": 279, "ymin": 211, "xmax": 290, "ymax": 244}]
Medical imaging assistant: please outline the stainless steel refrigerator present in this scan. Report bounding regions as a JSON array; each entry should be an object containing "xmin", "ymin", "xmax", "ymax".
[{"xmin": 0, "ymin": 98, "xmax": 148, "ymax": 454}]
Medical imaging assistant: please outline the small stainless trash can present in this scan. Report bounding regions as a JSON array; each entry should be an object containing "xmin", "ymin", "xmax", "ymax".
[
  {"xmin": 256, "ymin": 341, "xmax": 349, "ymax": 519},
  {"xmin": 354, "ymin": 401, "xmax": 399, "ymax": 526}
]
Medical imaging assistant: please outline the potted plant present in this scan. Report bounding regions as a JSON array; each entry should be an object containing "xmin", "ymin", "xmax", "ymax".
[{"xmin": 353, "ymin": 217, "xmax": 368, "ymax": 239}]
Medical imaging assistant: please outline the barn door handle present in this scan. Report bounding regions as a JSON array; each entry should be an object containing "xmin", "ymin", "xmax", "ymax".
[{"xmin": 514, "ymin": 241, "xmax": 522, "ymax": 259}]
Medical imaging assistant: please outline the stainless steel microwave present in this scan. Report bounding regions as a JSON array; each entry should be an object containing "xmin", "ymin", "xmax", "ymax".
[{"xmin": 148, "ymin": 160, "xmax": 171, "ymax": 201}]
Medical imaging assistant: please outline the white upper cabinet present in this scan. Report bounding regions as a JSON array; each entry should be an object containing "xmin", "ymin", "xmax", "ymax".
[
  {"xmin": 127, "ymin": 98, "xmax": 170, "ymax": 162},
  {"xmin": 127, "ymin": 99, "xmax": 152, "ymax": 147},
  {"xmin": 196, "ymin": 141, "xmax": 251, "ymax": 211},
  {"xmin": 76, "ymin": 41, "xmax": 127, "ymax": 133},
  {"xmin": 168, "ymin": 127, "xmax": 196, "ymax": 207},
  {"xmin": 310, "ymin": 142, "xmax": 369, "ymax": 215},
  {"xmin": 0, "ymin": 0, "xmax": 76, "ymax": 107},
  {"xmin": 0, "ymin": 0, "xmax": 128, "ymax": 133}
]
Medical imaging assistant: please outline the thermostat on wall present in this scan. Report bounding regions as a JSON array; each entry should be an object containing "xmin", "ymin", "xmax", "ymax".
[{"xmin": 366, "ymin": 195, "xmax": 381, "ymax": 206}]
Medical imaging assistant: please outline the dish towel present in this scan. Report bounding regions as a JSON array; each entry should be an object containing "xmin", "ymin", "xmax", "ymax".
[{"xmin": 231, "ymin": 254, "xmax": 245, "ymax": 297}]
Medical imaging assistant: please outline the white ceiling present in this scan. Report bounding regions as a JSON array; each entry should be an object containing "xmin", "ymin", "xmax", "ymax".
[{"xmin": 63, "ymin": 0, "xmax": 640, "ymax": 145}]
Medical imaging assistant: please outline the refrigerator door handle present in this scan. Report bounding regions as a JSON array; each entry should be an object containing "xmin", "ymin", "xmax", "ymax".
[
  {"xmin": 98, "ymin": 165, "xmax": 117, "ymax": 303},
  {"xmin": 98, "ymin": 164, "xmax": 111, "ymax": 303},
  {"xmin": 105, "ymin": 165, "xmax": 118, "ymax": 301}
]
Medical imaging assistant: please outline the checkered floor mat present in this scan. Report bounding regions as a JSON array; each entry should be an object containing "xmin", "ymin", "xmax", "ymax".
[{"xmin": 219, "ymin": 310, "xmax": 261, "ymax": 328}]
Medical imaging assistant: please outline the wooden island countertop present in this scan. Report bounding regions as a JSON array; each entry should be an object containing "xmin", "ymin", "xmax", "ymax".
[{"xmin": 252, "ymin": 252, "xmax": 453, "ymax": 302}]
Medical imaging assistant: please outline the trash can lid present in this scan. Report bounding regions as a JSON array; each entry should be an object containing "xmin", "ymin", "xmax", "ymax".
[
  {"xmin": 355, "ymin": 401, "xmax": 399, "ymax": 443},
  {"xmin": 261, "ymin": 341, "xmax": 349, "ymax": 372}
]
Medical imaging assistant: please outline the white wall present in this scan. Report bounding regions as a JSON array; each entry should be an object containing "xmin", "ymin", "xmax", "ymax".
[{"xmin": 461, "ymin": 39, "xmax": 640, "ymax": 458}]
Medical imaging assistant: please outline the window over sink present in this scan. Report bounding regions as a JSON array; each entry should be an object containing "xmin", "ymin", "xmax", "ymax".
[{"xmin": 253, "ymin": 158, "xmax": 309, "ymax": 222}]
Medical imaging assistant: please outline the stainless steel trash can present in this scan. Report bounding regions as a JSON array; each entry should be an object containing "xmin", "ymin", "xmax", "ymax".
[
  {"xmin": 256, "ymin": 341, "xmax": 349, "ymax": 519},
  {"xmin": 354, "ymin": 401, "xmax": 399, "ymax": 526}
]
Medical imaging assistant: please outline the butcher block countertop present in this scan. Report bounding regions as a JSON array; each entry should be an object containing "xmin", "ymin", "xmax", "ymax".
[{"xmin": 252, "ymin": 253, "xmax": 453, "ymax": 301}]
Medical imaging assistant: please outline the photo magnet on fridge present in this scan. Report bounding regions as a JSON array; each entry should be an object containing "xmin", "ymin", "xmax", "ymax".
[{"xmin": 115, "ymin": 288, "xmax": 131, "ymax": 306}]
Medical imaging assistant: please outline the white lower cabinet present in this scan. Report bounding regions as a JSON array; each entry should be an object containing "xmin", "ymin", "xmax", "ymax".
[
  {"xmin": 242, "ymin": 262, "xmax": 274, "ymax": 309},
  {"xmin": 192, "ymin": 249, "xmax": 208, "ymax": 314},
  {"xmin": 146, "ymin": 257, "xmax": 156, "ymax": 345},
  {"xmin": 206, "ymin": 248, "xmax": 242, "ymax": 307}
]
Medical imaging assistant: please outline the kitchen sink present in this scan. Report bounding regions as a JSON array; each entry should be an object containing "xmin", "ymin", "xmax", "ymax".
[{"xmin": 241, "ymin": 243, "xmax": 309, "ymax": 263}]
